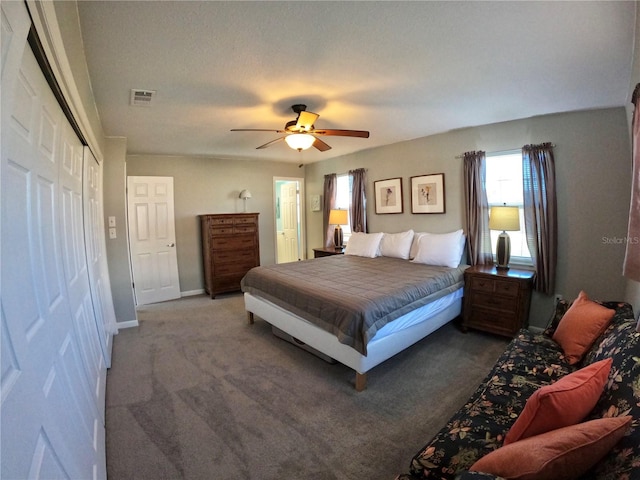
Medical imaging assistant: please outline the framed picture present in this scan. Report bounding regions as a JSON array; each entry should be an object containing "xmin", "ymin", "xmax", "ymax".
[
  {"xmin": 411, "ymin": 173, "xmax": 445, "ymax": 214},
  {"xmin": 374, "ymin": 177, "xmax": 403, "ymax": 214}
]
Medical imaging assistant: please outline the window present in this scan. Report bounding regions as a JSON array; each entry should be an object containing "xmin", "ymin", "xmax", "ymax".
[
  {"xmin": 485, "ymin": 151, "xmax": 532, "ymax": 264},
  {"xmin": 335, "ymin": 174, "xmax": 352, "ymax": 241}
]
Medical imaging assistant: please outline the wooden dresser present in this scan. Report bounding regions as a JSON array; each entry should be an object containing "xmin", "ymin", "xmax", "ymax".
[
  {"xmin": 199, "ymin": 213, "xmax": 260, "ymax": 298},
  {"xmin": 462, "ymin": 265, "xmax": 535, "ymax": 337}
]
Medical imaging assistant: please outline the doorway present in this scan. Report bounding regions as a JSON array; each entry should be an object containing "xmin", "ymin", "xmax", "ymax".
[{"xmin": 274, "ymin": 177, "xmax": 305, "ymax": 263}]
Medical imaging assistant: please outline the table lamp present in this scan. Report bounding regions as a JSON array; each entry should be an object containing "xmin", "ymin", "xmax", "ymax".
[
  {"xmin": 489, "ymin": 205, "xmax": 520, "ymax": 270},
  {"xmin": 328, "ymin": 209, "xmax": 348, "ymax": 249}
]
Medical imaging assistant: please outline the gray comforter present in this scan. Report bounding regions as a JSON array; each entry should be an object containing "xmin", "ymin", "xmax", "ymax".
[{"xmin": 241, "ymin": 255, "xmax": 467, "ymax": 355}]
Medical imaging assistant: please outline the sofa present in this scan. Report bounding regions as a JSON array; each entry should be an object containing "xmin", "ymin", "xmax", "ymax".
[{"xmin": 396, "ymin": 294, "xmax": 640, "ymax": 480}]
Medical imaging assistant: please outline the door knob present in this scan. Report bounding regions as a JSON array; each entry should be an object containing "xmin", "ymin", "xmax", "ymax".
[{"xmin": 167, "ymin": 243, "xmax": 175, "ymax": 247}]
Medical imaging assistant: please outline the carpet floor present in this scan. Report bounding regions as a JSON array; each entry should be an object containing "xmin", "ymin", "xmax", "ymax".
[{"xmin": 105, "ymin": 293, "xmax": 509, "ymax": 480}]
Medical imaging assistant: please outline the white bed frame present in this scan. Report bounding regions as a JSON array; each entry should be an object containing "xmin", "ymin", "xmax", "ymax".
[{"xmin": 244, "ymin": 291, "xmax": 463, "ymax": 391}]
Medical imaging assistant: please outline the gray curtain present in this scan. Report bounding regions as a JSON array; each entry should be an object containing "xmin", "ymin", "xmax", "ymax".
[
  {"xmin": 349, "ymin": 168, "xmax": 367, "ymax": 233},
  {"xmin": 323, "ymin": 173, "xmax": 337, "ymax": 248},
  {"xmin": 522, "ymin": 143, "xmax": 557, "ymax": 294},
  {"xmin": 463, "ymin": 151, "xmax": 493, "ymax": 265},
  {"xmin": 624, "ymin": 84, "xmax": 640, "ymax": 282}
]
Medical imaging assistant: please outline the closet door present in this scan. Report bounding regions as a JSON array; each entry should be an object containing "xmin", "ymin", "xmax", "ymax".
[
  {"xmin": 1, "ymin": 29, "xmax": 106, "ymax": 480},
  {"xmin": 84, "ymin": 147, "xmax": 116, "ymax": 369}
]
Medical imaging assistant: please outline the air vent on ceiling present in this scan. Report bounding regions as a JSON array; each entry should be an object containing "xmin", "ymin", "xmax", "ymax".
[{"xmin": 130, "ymin": 89, "xmax": 156, "ymax": 107}]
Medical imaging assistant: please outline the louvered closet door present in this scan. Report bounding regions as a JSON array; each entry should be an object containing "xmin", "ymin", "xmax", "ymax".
[{"xmin": 1, "ymin": 30, "xmax": 106, "ymax": 480}]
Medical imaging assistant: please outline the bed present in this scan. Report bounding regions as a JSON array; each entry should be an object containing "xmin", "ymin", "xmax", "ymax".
[{"xmin": 241, "ymin": 230, "xmax": 468, "ymax": 390}]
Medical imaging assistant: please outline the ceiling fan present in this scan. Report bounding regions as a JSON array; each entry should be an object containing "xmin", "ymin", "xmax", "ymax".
[{"xmin": 231, "ymin": 104, "xmax": 369, "ymax": 152}]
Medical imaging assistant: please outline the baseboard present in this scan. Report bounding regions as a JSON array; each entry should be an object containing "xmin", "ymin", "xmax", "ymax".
[
  {"xmin": 181, "ymin": 289, "xmax": 205, "ymax": 297},
  {"xmin": 115, "ymin": 319, "xmax": 139, "ymax": 330}
]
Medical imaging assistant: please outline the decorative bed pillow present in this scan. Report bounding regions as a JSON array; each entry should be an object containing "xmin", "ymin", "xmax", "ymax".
[
  {"xmin": 409, "ymin": 232, "xmax": 428, "ymax": 259},
  {"xmin": 379, "ymin": 230, "xmax": 414, "ymax": 259},
  {"xmin": 411, "ymin": 229, "xmax": 464, "ymax": 268},
  {"xmin": 552, "ymin": 291, "xmax": 616, "ymax": 365},
  {"xmin": 344, "ymin": 232, "xmax": 383, "ymax": 258},
  {"xmin": 504, "ymin": 358, "xmax": 612, "ymax": 445},
  {"xmin": 470, "ymin": 416, "xmax": 632, "ymax": 480}
]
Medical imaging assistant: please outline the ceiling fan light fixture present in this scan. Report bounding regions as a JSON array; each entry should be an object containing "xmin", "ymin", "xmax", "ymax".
[{"xmin": 285, "ymin": 133, "xmax": 315, "ymax": 151}]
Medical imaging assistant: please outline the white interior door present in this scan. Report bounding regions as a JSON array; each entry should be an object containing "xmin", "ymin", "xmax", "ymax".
[
  {"xmin": 1, "ymin": 25, "xmax": 106, "ymax": 480},
  {"xmin": 282, "ymin": 181, "xmax": 300, "ymax": 262},
  {"xmin": 274, "ymin": 177, "xmax": 306, "ymax": 264},
  {"xmin": 127, "ymin": 176, "xmax": 181, "ymax": 305}
]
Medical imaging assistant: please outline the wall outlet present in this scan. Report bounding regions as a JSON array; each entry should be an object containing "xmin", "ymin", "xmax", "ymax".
[{"xmin": 554, "ymin": 293, "xmax": 563, "ymax": 304}]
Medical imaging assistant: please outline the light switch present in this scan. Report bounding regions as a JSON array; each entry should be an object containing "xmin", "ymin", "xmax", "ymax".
[
  {"xmin": 108, "ymin": 216, "xmax": 116, "ymax": 227},
  {"xmin": 109, "ymin": 228, "xmax": 117, "ymax": 239}
]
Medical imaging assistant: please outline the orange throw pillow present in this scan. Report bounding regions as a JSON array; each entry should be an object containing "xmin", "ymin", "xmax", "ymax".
[
  {"xmin": 470, "ymin": 416, "xmax": 631, "ymax": 480},
  {"xmin": 552, "ymin": 291, "xmax": 615, "ymax": 364},
  {"xmin": 504, "ymin": 358, "xmax": 612, "ymax": 445}
]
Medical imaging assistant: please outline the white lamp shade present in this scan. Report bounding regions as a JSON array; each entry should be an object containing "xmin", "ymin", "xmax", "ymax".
[
  {"xmin": 328, "ymin": 209, "xmax": 348, "ymax": 225},
  {"xmin": 285, "ymin": 133, "xmax": 315, "ymax": 151},
  {"xmin": 489, "ymin": 206, "xmax": 520, "ymax": 231},
  {"xmin": 239, "ymin": 189, "xmax": 252, "ymax": 200}
]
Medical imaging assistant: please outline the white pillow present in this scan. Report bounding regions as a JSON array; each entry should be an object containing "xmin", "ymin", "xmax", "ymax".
[
  {"xmin": 411, "ymin": 229, "xmax": 465, "ymax": 268},
  {"xmin": 379, "ymin": 230, "xmax": 414, "ymax": 259},
  {"xmin": 345, "ymin": 232, "xmax": 384, "ymax": 258},
  {"xmin": 409, "ymin": 232, "xmax": 428, "ymax": 259}
]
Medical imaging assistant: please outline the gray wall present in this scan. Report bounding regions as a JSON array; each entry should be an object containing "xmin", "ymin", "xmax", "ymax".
[
  {"xmin": 304, "ymin": 107, "xmax": 633, "ymax": 329},
  {"xmin": 103, "ymin": 137, "xmax": 136, "ymax": 323},
  {"xmin": 125, "ymin": 155, "xmax": 302, "ymax": 295},
  {"xmin": 623, "ymin": 3, "xmax": 640, "ymax": 318}
]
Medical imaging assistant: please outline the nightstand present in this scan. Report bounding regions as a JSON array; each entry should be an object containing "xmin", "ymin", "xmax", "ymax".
[
  {"xmin": 313, "ymin": 247, "xmax": 345, "ymax": 258},
  {"xmin": 462, "ymin": 265, "xmax": 535, "ymax": 337}
]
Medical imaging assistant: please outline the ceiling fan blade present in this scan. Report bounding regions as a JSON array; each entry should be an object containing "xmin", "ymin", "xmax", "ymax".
[
  {"xmin": 313, "ymin": 137, "xmax": 332, "ymax": 152},
  {"xmin": 296, "ymin": 111, "xmax": 319, "ymax": 132},
  {"xmin": 312, "ymin": 129, "xmax": 370, "ymax": 138},
  {"xmin": 256, "ymin": 137, "xmax": 285, "ymax": 149},
  {"xmin": 231, "ymin": 128, "xmax": 286, "ymax": 133}
]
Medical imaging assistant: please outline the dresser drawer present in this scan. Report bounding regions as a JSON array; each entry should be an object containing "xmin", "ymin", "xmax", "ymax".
[
  {"xmin": 211, "ymin": 226, "xmax": 234, "ymax": 236},
  {"xmin": 212, "ymin": 273, "xmax": 247, "ymax": 292},
  {"xmin": 234, "ymin": 225, "xmax": 256, "ymax": 234},
  {"xmin": 212, "ymin": 235, "xmax": 256, "ymax": 250},
  {"xmin": 211, "ymin": 217, "xmax": 235, "ymax": 226},
  {"xmin": 213, "ymin": 249, "xmax": 257, "ymax": 264},
  {"xmin": 214, "ymin": 261, "xmax": 256, "ymax": 276},
  {"xmin": 234, "ymin": 216, "xmax": 257, "ymax": 226}
]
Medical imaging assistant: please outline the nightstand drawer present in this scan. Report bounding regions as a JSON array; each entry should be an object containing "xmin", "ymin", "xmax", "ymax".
[
  {"xmin": 471, "ymin": 291, "xmax": 518, "ymax": 312},
  {"xmin": 470, "ymin": 276, "xmax": 496, "ymax": 293},
  {"xmin": 470, "ymin": 277, "xmax": 520, "ymax": 297},
  {"xmin": 469, "ymin": 308, "xmax": 519, "ymax": 336},
  {"xmin": 495, "ymin": 280, "xmax": 520, "ymax": 297}
]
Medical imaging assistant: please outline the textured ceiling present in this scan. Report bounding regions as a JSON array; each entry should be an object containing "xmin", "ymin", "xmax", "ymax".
[{"xmin": 77, "ymin": 1, "xmax": 636, "ymax": 164}]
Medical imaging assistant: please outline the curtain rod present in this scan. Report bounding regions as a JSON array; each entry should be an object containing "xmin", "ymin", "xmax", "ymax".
[{"xmin": 454, "ymin": 144, "xmax": 556, "ymax": 159}]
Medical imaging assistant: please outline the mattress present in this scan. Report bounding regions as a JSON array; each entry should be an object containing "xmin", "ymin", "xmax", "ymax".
[{"xmin": 241, "ymin": 255, "xmax": 467, "ymax": 354}]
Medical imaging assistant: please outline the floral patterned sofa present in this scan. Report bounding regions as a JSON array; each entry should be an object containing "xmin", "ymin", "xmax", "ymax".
[{"xmin": 396, "ymin": 298, "xmax": 640, "ymax": 480}]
